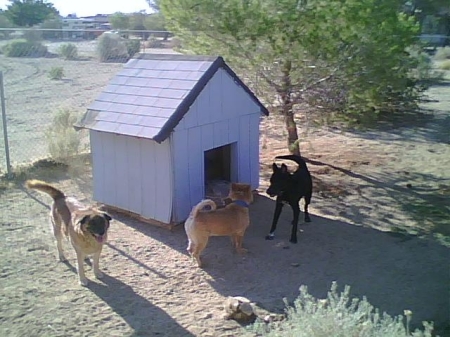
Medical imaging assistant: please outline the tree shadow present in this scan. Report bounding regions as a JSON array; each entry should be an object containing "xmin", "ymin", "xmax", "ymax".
[
  {"xmin": 305, "ymin": 157, "xmax": 450, "ymax": 245},
  {"xmin": 113, "ymin": 193, "xmax": 449, "ymax": 333},
  {"xmin": 200, "ymin": 195, "xmax": 449, "ymax": 333}
]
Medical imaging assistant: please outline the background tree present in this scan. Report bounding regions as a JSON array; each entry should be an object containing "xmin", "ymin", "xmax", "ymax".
[
  {"xmin": 146, "ymin": 0, "xmax": 161, "ymax": 12},
  {"xmin": 5, "ymin": 0, "xmax": 59, "ymax": 27},
  {"xmin": 162, "ymin": 0, "xmax": 427, "ymax": 156},
  {"xmin": 109, "ymin": 12, "xmax": 130, "ymax": 31}
]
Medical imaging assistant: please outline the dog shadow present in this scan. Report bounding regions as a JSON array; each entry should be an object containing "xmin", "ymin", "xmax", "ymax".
[
  {"xmin": 60, "ymin": 259, "xmax": 192, "ymax": 336},
  {"xmin": 87, "ymin": 274, "xmax": 195, "ymax": 337}
]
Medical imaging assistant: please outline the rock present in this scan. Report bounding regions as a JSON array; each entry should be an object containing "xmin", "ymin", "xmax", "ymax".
[{"xmin": 223, "ymin": 296, "xmax": 255, "ymax": 321}]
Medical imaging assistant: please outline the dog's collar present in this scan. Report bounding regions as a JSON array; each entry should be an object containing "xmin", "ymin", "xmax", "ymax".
[{"xmin": 232, "ymin": 200, "xmax": 249, "ymax": 208}]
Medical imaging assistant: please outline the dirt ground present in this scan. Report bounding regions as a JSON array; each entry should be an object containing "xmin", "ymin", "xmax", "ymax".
[{"xmin": 1, "ymin": 81, "xmax": 449, "ymax": 336}]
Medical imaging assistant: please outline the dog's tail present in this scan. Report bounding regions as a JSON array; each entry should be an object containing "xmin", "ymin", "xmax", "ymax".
[
  {"xmin": 25, "ymin": 179, "xmax": 65, "ymax": 200},
  {"xmin": 275, "ymin": 155, "xmax": 307, "ymax": 169},
  {"xmin": 190, "ymin": 199, "xmax": 217, "ymax": 218}
]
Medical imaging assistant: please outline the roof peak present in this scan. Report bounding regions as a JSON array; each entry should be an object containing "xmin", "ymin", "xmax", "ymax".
[{"xmin": 132, "ymin": 53, "xmax": 221, "ymax": 62}]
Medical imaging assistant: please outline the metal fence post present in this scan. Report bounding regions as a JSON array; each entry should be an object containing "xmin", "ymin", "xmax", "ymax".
[{"xmin": 0, "ymin": 71, "xmax": 12, "ymax": 178}]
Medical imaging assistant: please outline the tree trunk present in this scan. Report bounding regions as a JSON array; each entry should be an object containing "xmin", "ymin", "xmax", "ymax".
[{"xmin": 279, "ymin": 60, "xmax": 301, "ymax": 157}]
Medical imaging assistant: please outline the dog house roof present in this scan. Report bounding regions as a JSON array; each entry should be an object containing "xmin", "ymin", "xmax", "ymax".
[{"xmin": 75, "ymin": 53, "xmax": 269, "ymax": 143}]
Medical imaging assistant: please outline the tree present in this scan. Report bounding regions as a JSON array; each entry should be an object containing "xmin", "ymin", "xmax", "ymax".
[
  {"xmin": 5, "ymin": 0, "xmax": 59, "ymax": 27},
  {"xmin": 162, "ymin": 0, "xmax": 423, "ymax": 156},
  {"xmin": 109, "ymin": 12, "xmax": 130, "ymax": 31},
  {"xmin": 146, "ymin": 0, "xmax": 161, "ymax": 12}
]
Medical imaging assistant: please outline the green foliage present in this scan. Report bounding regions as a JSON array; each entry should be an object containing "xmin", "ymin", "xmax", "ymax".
[
  {"xmin": 109, "ymin": 12, "xmax": 130, "ymax": 30},
  {"xmin": 434, "ymin": 47, "xmax": 450, "ymax": 61},
  {"xmin": 48, "ymin": 66, "xmax": 64, "ymax": 80},
  {"xmin": 22, "ymin": 28, "xmax": 43, "ymax": 42},
  {"xmin": 58, "ymin": 43, "xmax": 78, "ymax": 60},
  {"xmin": 2, "ymin": 39, "xmax": 47, "ymax": 57},
  {"xmin": 144, "ymin": 12, "xmax": 165, "ymax": 31},
  {"xmin": 5, "ymin": 0, "xmax": 59, "ymax": 27},
  {"xmin": 249, "ymin": 282, "xmax": 434, "ymax": 337},
  {"xmin": 145, "ymin": 36, "xmax": 163, "ymax": 48},
  {"xmin": 125, "ymin": 39, "xmax": 141, "ymax": 57},
  {"xmin": 146, "ymin": 0, "xmax": 161, "ymax": 12},
  {"xmin": 45, "ymin": 109, "xmax": 81, "ymax": 164},
  {"xmin": 39, "ymin": 17, "xmax": 62, "ymax": 39},
  {"xmin": 0, "ymin": 12, "xmax": 14, "ymax": 39},
  {"xmin": 162, "ymin": 0, "xmax": 438, "ymax": 149},
  {"xmin": 439, "ymin": 60, "xmax": 450, "ymax": 70},
  {"xmin": 97, "ymin": 32, "xmax": 129, "ymax": 62}
]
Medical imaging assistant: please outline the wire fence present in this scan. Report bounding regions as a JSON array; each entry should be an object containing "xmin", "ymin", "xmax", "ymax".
[{"xmin": 0, "ymin": 28, "xmax": 179, "ymax": 176}]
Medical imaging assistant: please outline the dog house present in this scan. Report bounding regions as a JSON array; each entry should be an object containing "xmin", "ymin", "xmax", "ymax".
[{"xmin": 75, "ymin": 53, "xmax": 269, "ymax": 226}]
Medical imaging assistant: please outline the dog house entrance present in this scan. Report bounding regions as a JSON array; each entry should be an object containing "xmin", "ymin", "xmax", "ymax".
[{"xmin": 204, "ymin": 143, "xmax": 237, "ymax": 199}]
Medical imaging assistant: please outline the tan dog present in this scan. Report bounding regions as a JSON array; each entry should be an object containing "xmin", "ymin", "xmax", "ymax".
[
  {"xmin": 25, "ymin": 179, "xmax": 112, "ymax": 286},
  {"xmin": 185, "ymin": 183, "xmax": 253, "ymax": 267}
]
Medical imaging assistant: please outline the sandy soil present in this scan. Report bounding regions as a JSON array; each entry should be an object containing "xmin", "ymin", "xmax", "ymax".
[{"xmin": 0, "ymin": 69, "xmax": 449, "ymax": 335}]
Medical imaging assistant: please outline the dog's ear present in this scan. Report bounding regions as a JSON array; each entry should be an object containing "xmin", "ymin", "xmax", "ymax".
[
  {"xmin": 103, "ymin": 213, "xmax": 112, "ymax": 221},
  {"xmin": 272, "ymin": 163, "xmax": 279, "ymax": 172},
  {"xmin": 280, "ymin": 163, "xmax": 288, "ymax": 173}
]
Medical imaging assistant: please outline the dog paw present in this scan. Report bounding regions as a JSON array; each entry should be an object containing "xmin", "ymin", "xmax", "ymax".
[
  {"xmin": 265, "ymin": 235, "xmax": 275, "ymax": 240},
  {"xmin": 305, "ymin": 217, "xmax": 311, "ymax": 223},
  {"xmin": 289, "ymin": 238, "xmax": 298, "ymax": 244},
  {"xmin": 94, "ymin": 271, "xmax": 104, "ymax": 279},
  {"xmin": 79, "ymin": 278, "xmax": 89, "ymax": 286},
  {"xmin": 237, "ymin": 248, "xmax": 248, "ymax": 254}
]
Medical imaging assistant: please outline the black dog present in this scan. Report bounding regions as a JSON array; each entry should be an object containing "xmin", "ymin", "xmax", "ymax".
[{"xmin": 266, "ymin": 155, "xmax": 312, "ymax": 244}]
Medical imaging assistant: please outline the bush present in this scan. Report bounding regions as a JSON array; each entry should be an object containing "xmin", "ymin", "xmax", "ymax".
[
  {"xmin": 48, "ymin": 67, "xmax": 64, "ymax": 80},
  {"xmin": 125, "ymin": 39, "xmax": 141, "ymax": 58},
  {"xmin": 434, "ymin": 47, "xmax": 450, "ymax": 61},
  {"xmin": 22, "ymin": 29, "xmax": 43, "ymax": 42},
  {"xmin": 58, "ymin": 43, "xmax": 78, "ymax": 60},
  {"xmin": 145, "ymin": 36, "xmax": 163, "ymax": 48},
  {"xmin": 2, "ymin": 39, "xmax": 48, "ymax": 57},
  {"xmin": 439, "ymin": 60, "xmax": 450, "ymax": 70},
  {"xmin": 45, "ymin": 109, "xmax": 81, "ymax": 164},
  {"xmin": 248, "ymin": 282, "xmax": 434, "ymax": 337},
  {"xmin": 97, "ymin": 32, "xmax": 129, "ymax": 62}
]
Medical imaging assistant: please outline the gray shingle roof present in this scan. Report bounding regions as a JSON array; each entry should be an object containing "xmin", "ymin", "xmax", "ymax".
[{"xmin": 75, "ymin": 53, "xmax": 269, "ymax": 142}]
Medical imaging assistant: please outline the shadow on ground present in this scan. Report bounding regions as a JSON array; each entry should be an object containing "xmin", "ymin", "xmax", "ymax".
[
  {"xmin": 122, "ymin": 194, "xmax": 449, "ymax": 334},
  {"xmin": 88, "ymin": 274, "xmax": 195, "ymax": 337}
]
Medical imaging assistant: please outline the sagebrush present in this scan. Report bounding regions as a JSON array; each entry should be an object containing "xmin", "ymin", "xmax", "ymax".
[
  {"xmin": 97, "ymin": 33, "xmax": 129, "ymax": 62},
  {"xmin": 45, "ymin": 109, "xmax": 81, "ymax": 164},
  {"xmin": 2, "ymin": 39, "xmax": 47, "ymax": 57},
  {"xmin": 58, "ymin": 43, "xmax": 78, "ymax": 60},
  {"xmin": 248, "ymin": 282, "xmax": 434, "ymax": 337},
  {"xmin": 48, "ymin": 66, "xmax": 64, "ymax": 80},
  {"xmin": 433, "ymin": 47, "xmax": 450, "ymax": 61}
]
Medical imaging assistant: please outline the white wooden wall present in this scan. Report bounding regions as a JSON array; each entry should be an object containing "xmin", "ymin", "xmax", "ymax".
[
  {"xmin": 90, "ymin": 131, "xmax": 173, "ymax": 223},
  {"xmin": 171, "ymin": 68, "xmax": 262, "ymax": 222}
]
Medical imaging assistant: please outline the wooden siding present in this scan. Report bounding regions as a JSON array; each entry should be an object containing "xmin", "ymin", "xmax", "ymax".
[
  {"xmin": 90, "ymin": 131, "xmax": 173, "ymax": 223},
  {"xmin": 171, "ymin": 68, "xmax": 261, "ymax": 222}
]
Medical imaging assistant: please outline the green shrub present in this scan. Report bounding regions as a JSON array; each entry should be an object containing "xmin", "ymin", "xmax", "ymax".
[
  {"xmin": 434, "ymin": 47, "xmax": 450, "ymax": 61},
  {"xmin": 439, "ymin": 60, "xmax": 450, "ymax": 70},
  {"xmin": 248, "ymin": 282, "xmax": 434, "ymax": 337},
  {"xmin": 97, "ymin": 32, "xmax": 129, "ymax": 62},
  {"xmin": 58, "ymin": 43, "xmax": 78, "ymax": 60},
  {"xmin": 45, "ymin": 109, "xmax": 81, "ymax": 164},
  {"xmin": 48, "ymin": 67, "xmax": 64, "ymax": 80},
  {"xmin": 2, "ymin": 39, "xmax": 48, "ymax": 57},
  {"xmin": 125, "ymin": 39, "xmax": 141, "ymax": 58},
  {"xmin": 22, "ymin": 29, "xmax": 43, "ymax": 42},
  {"xmin": 145, "ymin": 36, "xmax": 163, "ymax": 48}
]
